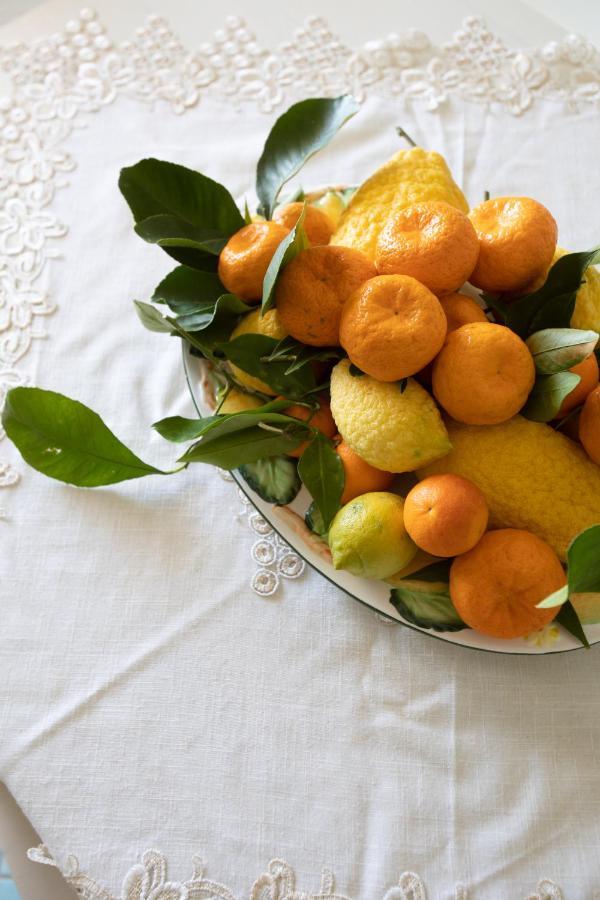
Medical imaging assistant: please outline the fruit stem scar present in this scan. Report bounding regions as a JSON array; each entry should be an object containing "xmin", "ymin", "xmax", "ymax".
[{"xmin": 396, "ymin": 127, "xmax": 417, "ymax": 148}]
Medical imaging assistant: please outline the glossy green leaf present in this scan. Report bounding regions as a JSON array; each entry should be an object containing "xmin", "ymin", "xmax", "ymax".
[
  {"xmin": 152, "ymin": 415, "xmax": 221, "ymax": 443},
  {"xmin": 216, "ymin": 334, "xmax": 317, "ymax": 398},
  {"xmin": 261, "ymin": 207, "xmax": 309, "ymax": 314},
  {"xmin": 555, "ymin": 600, "xmax": 590, "ymax": 648},
  {"xmin": 298, "ymin": 432, "xmax": 344, "ymax": 530},
  {"xmin": 567, "ymin": 524, "xmax": 600, "ymax": 594},
  {"xmin": 390, "ymin": 579, "xmax": 466, "ymax": 633},
  {"xmin": 155, "ymin": 400, "xmax": 301, "ymax": 444},
  {"xmin": 134, "ymin": 301, "xmax": 174, "ymax": 333},
  {"xmin": 305, "ymin": 500, "xmax": 328, "ymax": 538},
  {"xmin": 238, "ymin": 455, "xmax": 301, "ymax": 505},
  {"xmin": 526, "ymin": 328, "xmax": 599, "ymax": 374},
  {"xmin": 262, "ymin": 335, "xmax": 342, "ymax": 375},
  {"xmin": 176, "ymin": 294, "xmax": 252, "ymax": 338},
  {"xmin": 135, "ymin": 215, "xmax": 228, "ymax": 254},
  {"xmin": 521, "ymin": 371, "xmax": 581, "ymax": 422},
  {"xmin": 504, "ymin": 247, "xmax": 600, "ymax": 338},
  {"xmin": 119, "ymin": 158, "xmax": 243, "ymax": 268},
  {"xmin": 178, "ymin": 423, "xmax": 306, "ymax": 468},
  {"xmin": 256, "ymin": 95, "xmax": 360, "ymax": 218},
  {"xmin": 2, "ymin": 387, "xmax": 171, "ymax": 487},
  {"xmin": 152, "ymin": 266, "xmax": 225, "ymax": 314}
]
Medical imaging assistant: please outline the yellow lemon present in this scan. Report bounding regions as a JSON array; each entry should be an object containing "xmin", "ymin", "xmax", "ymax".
[
  {"xmin": 330, "ymin": 147, "xmax": 468, "ymax": 259},
  {"xmin": 312, "ymin": 190, "xmax": 346, "ymax": 228},
  {"xmin": 329, "ymin": 359, "xmax": 451, "ymax": 473},
  {"xmin": 218, "ymin": 388, "xmax": 263, "ymax": 414},
  {"xmin": 228, "ymin": 308, "xmax": 287, "ymax": 396},
  {"xmin": 552, "ymin": 248, "xmax": 600, "ymax": 333},
  {"xmin": 328, "ymin": 491, "xmax": 417, "ymax": 579}
]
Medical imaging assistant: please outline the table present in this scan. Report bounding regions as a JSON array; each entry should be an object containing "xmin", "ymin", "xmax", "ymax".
[{"xmin": 2, "ymin": 2, "xmax": 600, "ymax": 898}]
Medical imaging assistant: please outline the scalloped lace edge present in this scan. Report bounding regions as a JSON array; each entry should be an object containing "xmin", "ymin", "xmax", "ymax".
[{"xmin": 27, "ymin": 844, "xmax": 574, "ymax": 899}]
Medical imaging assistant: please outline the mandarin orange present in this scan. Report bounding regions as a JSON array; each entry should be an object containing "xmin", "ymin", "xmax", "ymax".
[
  {"xmin": 339, "ymin": 274, "xmax": 447, "ymax": 381},
  {"xmin": 275, "ymin": 245, "xmax": 376, "ymax": 346},
  {"xmin": 218, "ymin": 221, "xmax": 290, "ymax": 300},
  {"xmin": 432, "ymin": 322, "xmax": 535, "ymax": 425},
  {"xmin": 555, "ymin": 353, "xmax": 599, "ymax": 418},
  {"xmin": 273, "ymin": 202, "xmax": 334, "ymax": 245},
  {"xmin": 449, "ymin": 529, "xmax": 566, "ymax": 639},
  {"xmin": 404, "ymin": 474, "xmax": 489, "ymax": 557},
  {"xmin": 579, "ymin": 385, "xmax": 600, "ymax": 464},
  {"xmin": 336, "ymin": 439, "xmax": 394, "ymax": 504},
  {"xmin": 375, "ymin": 201, "xmax": 479, "ymax": 295},
  {"xmin": 439, "ymin": 292, "xmax": 488, "ymax": 334},
  {"xmin": 468, "ymin": 197, "xmax": 557, "ymax": 294}
]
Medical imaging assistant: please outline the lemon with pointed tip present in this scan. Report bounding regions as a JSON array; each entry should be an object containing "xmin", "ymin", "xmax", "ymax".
[
  {"xmin": 329, "ymin": 359, "xmax": 451, "ymax": 473},
  {"xmin": 328, "ymin": 491, "xmax": 417, "ymax": 579}
]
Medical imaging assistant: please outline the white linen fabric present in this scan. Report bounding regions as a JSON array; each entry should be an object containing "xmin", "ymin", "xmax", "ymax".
[{"xmin": 2, "ymin": 9, "xmax": 600, "ymax": 899}]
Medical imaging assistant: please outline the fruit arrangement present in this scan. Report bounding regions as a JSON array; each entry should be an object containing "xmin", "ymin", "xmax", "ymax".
[{"xmin": 4, "ymin": 96, "xmax": 600, "ymax": 649}]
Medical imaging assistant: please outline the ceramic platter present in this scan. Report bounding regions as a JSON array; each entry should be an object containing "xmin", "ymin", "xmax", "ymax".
[{"xmin": 183, "ymin": 344, "xmax": 599, "ymax": 656}]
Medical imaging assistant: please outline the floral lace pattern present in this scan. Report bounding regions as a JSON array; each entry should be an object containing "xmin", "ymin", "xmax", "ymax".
[
  {"xmin": 1, "ymin": 9, "xmax": 600, "ymax": 489},
  {"xmin": 27, "ymin": 845, "xmax": 572, "ymax": 900},
  {"xmin": 230, "ymin": 479, "xmax": 305, "ymax": 596}
]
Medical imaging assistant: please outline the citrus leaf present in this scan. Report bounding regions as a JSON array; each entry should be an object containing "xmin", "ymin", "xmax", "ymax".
[
  {"xmin": 521, "ymin": 371, "xmax": 581, "ymax": 422},
  {"xmin": 238, "ymin": 455, "xmax": 301, "ymax": 505},
  {"xmin": 305, "ymin": 500, "xmax": 328, "ymax": 537},
  {"xmin": 261, "ymin": 206, "xmax": 309, "ymax": 314},
  {"xmin": 175, "ymin": 294, "xmax": 252, "ymax": 336},
  {"xmin": 134, "ymin": 300, "xmax": 174, "ymax": 333},
  {"xmin": 526, "ymin": 328, "xmax": 599, "ymax": 374},
  {"xmin": 178, "ymin": 423, "xmax": 306, "ymax": 468},
  {"xmin": 261, "ymin": 335, "xmax": 342, "ymax": 374},
  {"xmin": 298, "ymin": 432, "xmax": 344, "ymax": 530},
  {"xmin": 2, "ymin": 387, "xmax": 172, "ymax": 486},
  {"xmin": 134, "ymin": 215, "xmax": 228, "ymax": 255},
  {"xmin": 389, "ymin": 581, "xmax": 466, "ymax": 632},
  {"xmin": 536, "ymin": 584, "xmax": 569, "ymax": 609},
  {"xmin": 155, "ymin": 400, "xmax": 303, "ymax": 444},
  {"xmin": 152, "ymin": 415, "xmax": 221, "ymax": 443},
  {"xmin": 256, "ymin": 95, "xmax": 360, "ymax": 218},
  {"xmin": 555, "ymin": 600, "xmax": 590, "ymax": 648},
  {"xmin": 567, "ymin": 524, "xmax": 600, "ymax": 594},
  {"xmin": 152, "ymin": 266, "xmax": 225, "ymax": 314},
  {"xmin": 216, "ymin": 334, "xmax": 316, "ymax": 398},
  {"xmin": 119, "ymin": 158, "xmax": 243, "ymax": 268},
  {"xmin": 505, "ymin": 247, "xmax": 600, "ymax": 338}
]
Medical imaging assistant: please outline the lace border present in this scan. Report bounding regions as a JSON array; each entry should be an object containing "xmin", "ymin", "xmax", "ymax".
[
  {"xmin": 28, "ymin": 844, "xmax": 574, "ymax": 900},
  {"xmin": 1, "ymin": 9, "xmax": 600, "ymax": 488}
]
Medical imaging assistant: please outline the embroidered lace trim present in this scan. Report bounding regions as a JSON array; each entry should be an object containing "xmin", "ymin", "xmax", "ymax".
[{"xmin": 27, "ymin": 844, "xmax": 571, "ymax": 900}]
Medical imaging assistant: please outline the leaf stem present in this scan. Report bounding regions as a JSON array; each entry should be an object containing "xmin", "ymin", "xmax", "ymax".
[{"xmin": 396, "ymin": 127, "xmax": 417, "ymax": 147}]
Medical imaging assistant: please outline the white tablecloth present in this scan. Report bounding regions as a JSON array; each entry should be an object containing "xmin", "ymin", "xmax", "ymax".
[{"xmin": 2, "ymin": 4, "xmax": 600, "ymax": 898}]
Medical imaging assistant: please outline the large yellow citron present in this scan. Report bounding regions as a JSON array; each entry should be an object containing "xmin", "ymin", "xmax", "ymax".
[{"xmin": 330, "ymin": 147, "xmax": 468, "ymax": 260}]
